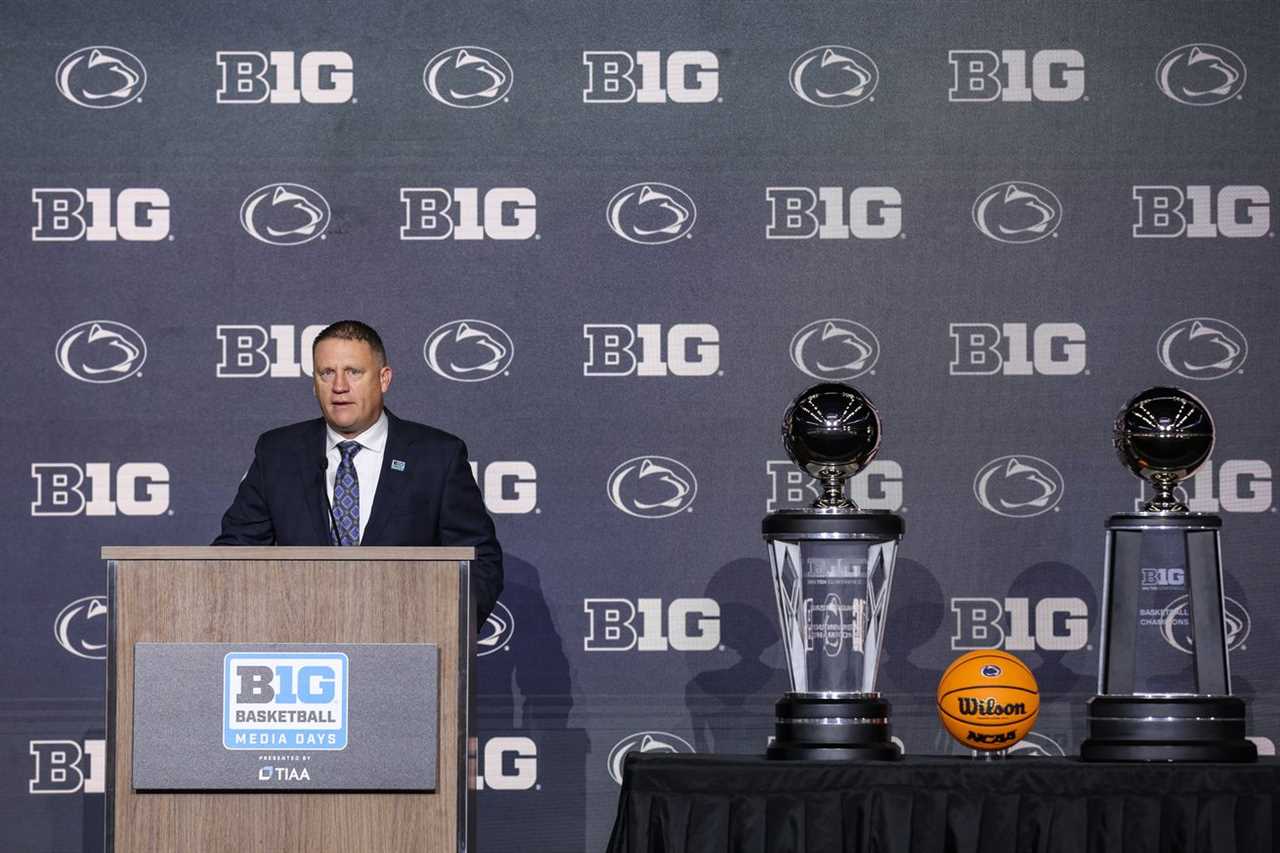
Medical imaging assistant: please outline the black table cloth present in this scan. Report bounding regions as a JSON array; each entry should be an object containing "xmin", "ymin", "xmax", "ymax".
[{"xmin": 605, "ymin": 754, "xmax": 1280, "ymax": 853}]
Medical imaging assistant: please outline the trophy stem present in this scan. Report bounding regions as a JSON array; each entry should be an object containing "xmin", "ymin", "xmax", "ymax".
[
  {"xmin": 1144, "ymin": 476, "xmax": 1188, "ymax": 513},
  {"xmin": 815, "ymin": 473, "xmax": 855, "ymax": 509}
]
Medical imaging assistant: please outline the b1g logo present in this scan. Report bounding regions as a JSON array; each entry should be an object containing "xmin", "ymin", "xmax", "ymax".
[
  {"xmin": 216, "ymin": 51, "xmax": 354, "ymax": 104},
  {"xmin": 425, "ymin": 320, "xmax": 514, "ymax": 382},
  {"xmin": 951, "ymin": 597, "xmax": 1089, "ymax": 651},
  {"xmin": 1132, "ymin": 186, "xmax": 1270, "ymax": 238},
  {"xmin": 606, "ymin": 183, "xmax": 696, "ymax": 244},
  {"xmin": 476, "ymin": 736, "xmax": 537, "ymax": 790},
  {"xmin": 1157, "ymin": 318, "xmax": 1247, "ymax": 380},
  {"xmin": 216, "ymin": 324, "xmax": 325, "ymax": 378},
  {"xmin": 790, "ymin": 319, "xmax": 880, "ymax": 380},
  {"xmin": 765, "ymin": 187, "xmax": 902, "ymax": 239},
  {"xmin": 607, "ymin": 456, "xmax": 697, "ymax": 517},
  {"xmin": 56, "ymin": 46, "xmax": 146, "ymax": 109},
  {"xmin": 478, "ymin": 601, "xmax": 516, "ymax": 657},
  {"xmin": 788, "ymin": 46, "xmax": 879, "ymax": 107},
  {"xmin": 607, "ymin": 731, "xmax": 695, "ymax": 784},
  {"xmin": 1135, "ymin": 459, "xmax": 1272, "ymax": 513},
  {"xmin": 469, "ymin": 461, "xmax": 538, "ymax": 515},
  {"xmin": 766, "ymin": 460, "xmax": 903, "ymax": 512},
  {"xmin": 1161, "ymin": 595, "xmax": 1250, "ymax": 654},
  {"xmin": 56, "ymin": 321, "xmax": 147, "ymax": 383},
  {"xmin": 950, "ymin": 323, "xmax": 1086, "ymax": 376},
  {"xmin": 585, "ymin": 599, "xmax": 720, "ymax": 652},
  {"xmin": 949, "ymin": 50, "xmax": 1085, "ymax": 102},
  {"xmin": 32, "ymin": 189, "xmax": 170, "ymax": 242},
  {"xmin": 400, "ymin": 188, "xmax": 536, "ymax": 240},
  {"xmin": 972, "ymin": 182, "xmax": 1062, "ymax": 243},
  {"xmin": 55, "ymin": 596, "xmax": 108, "ymax": 660},
  {"xmin": 29, "ymin": 739, "xmax": 105, "ymax": 794},
  {"xmin": 1156, "ymin": 44, "xmax": 1246, "ymax": 106},
  {"xmin": 224, "ymin": 653, "xmax": 348, "ymax": 749},
  {"xmin": 583, "ymin": 51, "xmax": 719, "ymax": 103},
  {"xmin": 973, "ymin": 455, "xmax": 1064, "ymax": 518},
  {"xmin": 424, "ymin": 47, "xmax": 513, "ymax": 108},
  {"xmin": 584, "ymin": 324, "xmax": 719, "ymax": 376},
  {"xmin": 240, "ymin": 184, "xmax": 331, "ymax": 245},
  {"xmin": 32, "ymin": 463, "xmax": 170, "ymax": 517}
]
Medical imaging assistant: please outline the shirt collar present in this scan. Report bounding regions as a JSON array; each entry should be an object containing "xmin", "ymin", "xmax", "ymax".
[{"xmin": 326, "ymin": 410, "xmax": 389, "ymax": 454}]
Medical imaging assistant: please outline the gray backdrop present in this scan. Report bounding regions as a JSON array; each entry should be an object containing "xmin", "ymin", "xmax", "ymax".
[{"xmin": 2, "ymin": 1, "xmax": 1277, "ymax": 851}]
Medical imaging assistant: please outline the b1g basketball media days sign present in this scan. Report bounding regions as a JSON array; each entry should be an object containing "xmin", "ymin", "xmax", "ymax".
[{"xmin": 130, "ymin": 644, "xmax": 438, "ymax": 790}]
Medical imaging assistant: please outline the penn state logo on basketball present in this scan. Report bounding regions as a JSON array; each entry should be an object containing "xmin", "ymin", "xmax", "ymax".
[{"xmin": 937, "ymin": 650, "xmax": 1039, "ymax": 750}]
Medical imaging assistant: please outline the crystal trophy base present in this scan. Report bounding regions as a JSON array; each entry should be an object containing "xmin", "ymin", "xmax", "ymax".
[
  {"xmin": 1082, "ymin": 695, "xmax": 1256, "ymax": 762},
  {"xmin": 766, "ymin": 693, "xmax": 901, "ymax": 761}
]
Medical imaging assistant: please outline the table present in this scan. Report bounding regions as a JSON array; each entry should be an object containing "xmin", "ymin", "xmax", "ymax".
[{"xmin": 605, "ymin": 754, "xmax": 1280, "ymax": 853}]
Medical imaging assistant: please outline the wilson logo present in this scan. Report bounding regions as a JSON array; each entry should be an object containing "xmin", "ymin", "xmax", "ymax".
[{"xmin": 957, "ymin": 697, "xmax": 1026, "ymax": 717}]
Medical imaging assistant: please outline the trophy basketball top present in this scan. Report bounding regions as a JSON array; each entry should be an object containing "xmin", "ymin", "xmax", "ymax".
[
  {"xmin": 782, "ymin": 382, "xmax": 881, "ymax": 511},
  {"xmin": 1113, "ymin": 386, "xmax": 1214, "ymax": 514}
]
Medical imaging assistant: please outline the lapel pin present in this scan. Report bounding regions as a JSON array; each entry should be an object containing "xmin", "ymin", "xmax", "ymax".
[{"xmin": 391, "ymin": 459, "xmax": 406, "ymax": 471}]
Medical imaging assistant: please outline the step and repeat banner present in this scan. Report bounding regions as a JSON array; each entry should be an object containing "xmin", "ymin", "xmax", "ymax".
[{"xmin": 2, "ymin": 1, "xmax": 1277, "ymax": 850}]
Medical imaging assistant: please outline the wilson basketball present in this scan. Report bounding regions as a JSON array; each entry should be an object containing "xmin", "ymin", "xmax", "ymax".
[{"xmin": 937, "ymin": 650, "xmax": 1039, "ymax": 751}]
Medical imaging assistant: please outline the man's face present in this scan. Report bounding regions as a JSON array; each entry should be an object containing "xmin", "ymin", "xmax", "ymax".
[{"xmin": 313, "ymin": 338, "xmax": 393, "ymax": 436}]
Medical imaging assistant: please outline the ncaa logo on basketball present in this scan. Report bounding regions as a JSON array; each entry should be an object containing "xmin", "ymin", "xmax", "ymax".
[
  {"xmin": 424, "ymin": 47, "xmax": 512, "ymax": 108},
  {"xmin": 423, "ymin": 320, "xmax": 513, "ymax": 382},
  {"xmin": 1157, "ymin": 44, "xmax": 1246, "ymax": 106},
  {"xmin": 224, "ymin": 653, "xmax": 348, "ymax": 750},
  {"xmin": 607, "ymin": 183, "xmax": 696, "ymax": 244},
  {"xmin": 478, "ymin": 602, "xmax": 515, "ymax": 657},
  {"xmin": 789, "ymin": 46, "xmax": 879, "ymax": 107},
  {"xmin": 240, "ymin": 183, "xmax": 331, "ymax": 245},
  {"xmin": 972, "ymin": 182, "xmax": 1062, "ymax": 243},
  {"xmin": 607, "ymin": 732, "xmax": 694, "ymax": 785},
  {"xmin": 55, "ymin": 596, "xmax": 108, "ymax": 660},
  {"xmin": 607, "ymin": 456, "xmax": 697, "ymax": 518},
  {"xmin": 973, "ymin": 455, "xmax": 1064, "ymax": 517},
  {"xmin": 56, "ymin": 321, "xmax": 147, "ymax": 383},
  {"xmin": 56, "ymin": 47, "xmax": 146, "ymax": 109},
  {"xmin": 790, "ymin": 319, "xmax": 879, "ymax": 380},
  {"xmin": 1157, "ymin": 318, "xmax": 1247, "ymax": 380}
]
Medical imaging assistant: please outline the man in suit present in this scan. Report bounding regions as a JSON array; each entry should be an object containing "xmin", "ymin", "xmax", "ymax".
[{"xmin": 214, "ymin": 320, "xmax": 503, "ymax": 623}]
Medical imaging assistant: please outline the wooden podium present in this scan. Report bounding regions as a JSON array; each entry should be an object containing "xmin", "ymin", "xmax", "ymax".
[{"xmin": 103, "ymin": 547, "xmax": 476, "ymax": 853}]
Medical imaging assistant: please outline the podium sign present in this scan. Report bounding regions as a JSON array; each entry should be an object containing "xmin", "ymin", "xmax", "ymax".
[{"xmin": 133, "ymin": 643, "xmax": 439, "ymax": 790}]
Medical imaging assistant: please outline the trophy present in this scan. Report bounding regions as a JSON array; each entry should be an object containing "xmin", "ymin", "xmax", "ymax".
[
  {"xmin": 762, "ymin": 383, "xmax": 903, "ymax": 760},
  {"xmin": 1082, "ymin": 387, "xmax": 1256, "ymax": 762}
]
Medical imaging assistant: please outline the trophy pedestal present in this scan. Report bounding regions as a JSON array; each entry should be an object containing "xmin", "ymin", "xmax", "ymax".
[
  {"xmin": 1082, "ymin": 695, "xmax": 1256, "ymax": 762},
  {"xmin": 767, "ymin": 693, "xmax": 900, "ymax": 761}
]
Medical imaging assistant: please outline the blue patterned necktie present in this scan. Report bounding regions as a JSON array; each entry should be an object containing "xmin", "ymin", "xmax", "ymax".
[{"xmin": 331, "ymin": 440, "xmax": 361, "ymax": 546}]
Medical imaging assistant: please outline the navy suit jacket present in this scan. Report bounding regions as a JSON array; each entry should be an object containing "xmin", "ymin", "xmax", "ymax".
[{"xmin": 213, "ymin": 410, "xmax": 503, "ymax": 623}]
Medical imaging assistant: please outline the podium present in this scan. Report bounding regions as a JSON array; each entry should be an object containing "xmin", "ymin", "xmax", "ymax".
[{"xmin": 103, "ymin": 547, "xmax": 476, "ymax": 853}]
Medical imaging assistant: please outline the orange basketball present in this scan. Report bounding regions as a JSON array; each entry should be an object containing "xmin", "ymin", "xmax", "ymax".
[{"xmin": 936, "ymin": 650, "xmax": 1039, "ymax": 751}]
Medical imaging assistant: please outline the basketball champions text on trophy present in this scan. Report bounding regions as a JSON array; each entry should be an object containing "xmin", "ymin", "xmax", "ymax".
[
  {"xmin": 1082, "ymin": 387, "xmax": 1256, "ymax": 762},
  {"xmin": 762, "ymin": 383, "xmax": 903, "ymax": 760}
]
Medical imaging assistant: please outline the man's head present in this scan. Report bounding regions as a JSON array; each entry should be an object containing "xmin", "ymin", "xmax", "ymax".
[{"xmin": 312, "ymin": 321, "xmax": 392, "ymax": 437}]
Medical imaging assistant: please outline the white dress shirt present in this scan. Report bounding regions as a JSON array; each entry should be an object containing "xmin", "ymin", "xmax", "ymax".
[{"xmin": 324, "ymin": 411, "xmax": 388, "ymax": 543}]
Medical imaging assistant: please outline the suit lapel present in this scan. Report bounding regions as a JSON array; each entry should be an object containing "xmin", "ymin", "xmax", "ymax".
[
  {"xmin": 361, "ymin": 410, "xmax": 415, "ymax": 545},
  {"xmin": 300, "ymin": 419, "xmax": 333, "ymax": 545}
]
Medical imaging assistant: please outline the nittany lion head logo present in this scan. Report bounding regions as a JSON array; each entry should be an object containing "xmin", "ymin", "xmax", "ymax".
[
  {"xmin": 607, "ymin": 456, "xmax": 697, "ymax": 518},
  {"xmin": 239, "ymin": 183, "xmax": 331, "ymax": 246},
  {"xmin": 607, "ymin": 183, "xmax": 697, "ymax": 245},
  {"xmin": 972, "ymin": 182, "xmax": 1063, "ymax": 244},
  {"xmin": 789, "ymin": 45, "xmax": 879, "ymax": 108},
  {"xmin": 1157, "ymin": 318, "xmax": 1247, "ymax": 381},
  {"xmin": 1157, "ymin": 44, "xmax": 1246, "ymax": 106},
  {"xmin": 55, "ymin": 596, "xmax": 108, "ymax": 660},
  {"xmin": 607, "ymin": 731, "xmax": 695, "ymax": 785},
  {"xmin": 1160, "ymin": 595, "xmax": 1250, "ymax": 654},
  {"xmin": 974, "ymin": 455, "xmax": 1064, "ymax": 518},
  {"xmin": 423, "ymin": 320, "xmax": 514, "ymax": 382},
  {"xmin": 56, "ymin": 321, "xmax": 147, "ymax": 383},
  {"xmin": 423, "ymin": 46, "xmax": 513, "ymax": 108},
  {"xmin": 477, "ymin": 601, "xmax": 515, "ymax": 657},
  {"xmin": 56, "ymin": 46, "xmax": 147, "ymax": 109},
  {"xmin": 789, "ymin": 319, "xmax": 880, "ymax": 380}
]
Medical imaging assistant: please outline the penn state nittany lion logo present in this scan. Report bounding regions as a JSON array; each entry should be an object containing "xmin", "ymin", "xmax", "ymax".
[
  {"xmin": 972, "ymin": 182, "xmax": 1062, "ymax": 243},
  {"xmin": 1157, "ymin": 318, "xmax": 1248, "ymax": 381},
  {"xmin": 607, "ymin": 731, "xmax": 695, "ymax": 785},
  {"xmin": 606, "ymin": 183, "xmax": 697, "ymax": 244},
  {"xmin": 56, "ymin": 321, "xmax": 147, "ymax": 383},
  {"xmin": 973, "ymin": 455, "xmax": 1064, "ymax": 518},
  {"xmin": 607, "ymin": 456, "xmax": 697, "ymax": 518},
  {"xmin": 423, "ymin": 46, "xmax": 513, "ymax": 108},
  {"xmin": 789, "ymin": 319, "xmax": 880, "ymax": 380},
  {"xmin": 423, "ymin": 320, "xmax": 514, "ymax": 382},
  {"xmin": 239, "ymin": 183, "xmax": 331, "ymax": 246},
  {"xmin": 789, "ymin": 46, "xmax": 879, "ymax": 107},
  {"xmin": 56, "ymin": 46, "xmax": 147, "ymax": 109},
  {"xmin": 1156, "ymin": 44, "xmax": 1246, "ymax": 106}
]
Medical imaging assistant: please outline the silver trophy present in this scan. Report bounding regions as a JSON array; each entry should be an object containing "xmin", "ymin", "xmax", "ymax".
[
  {"xmin": 762, "ymin": 383, "xmax": 903, "ymax": 760},
  {"xmin": 1082, "ymin": 387, "xmax": 1256, "ymax": 762}
]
